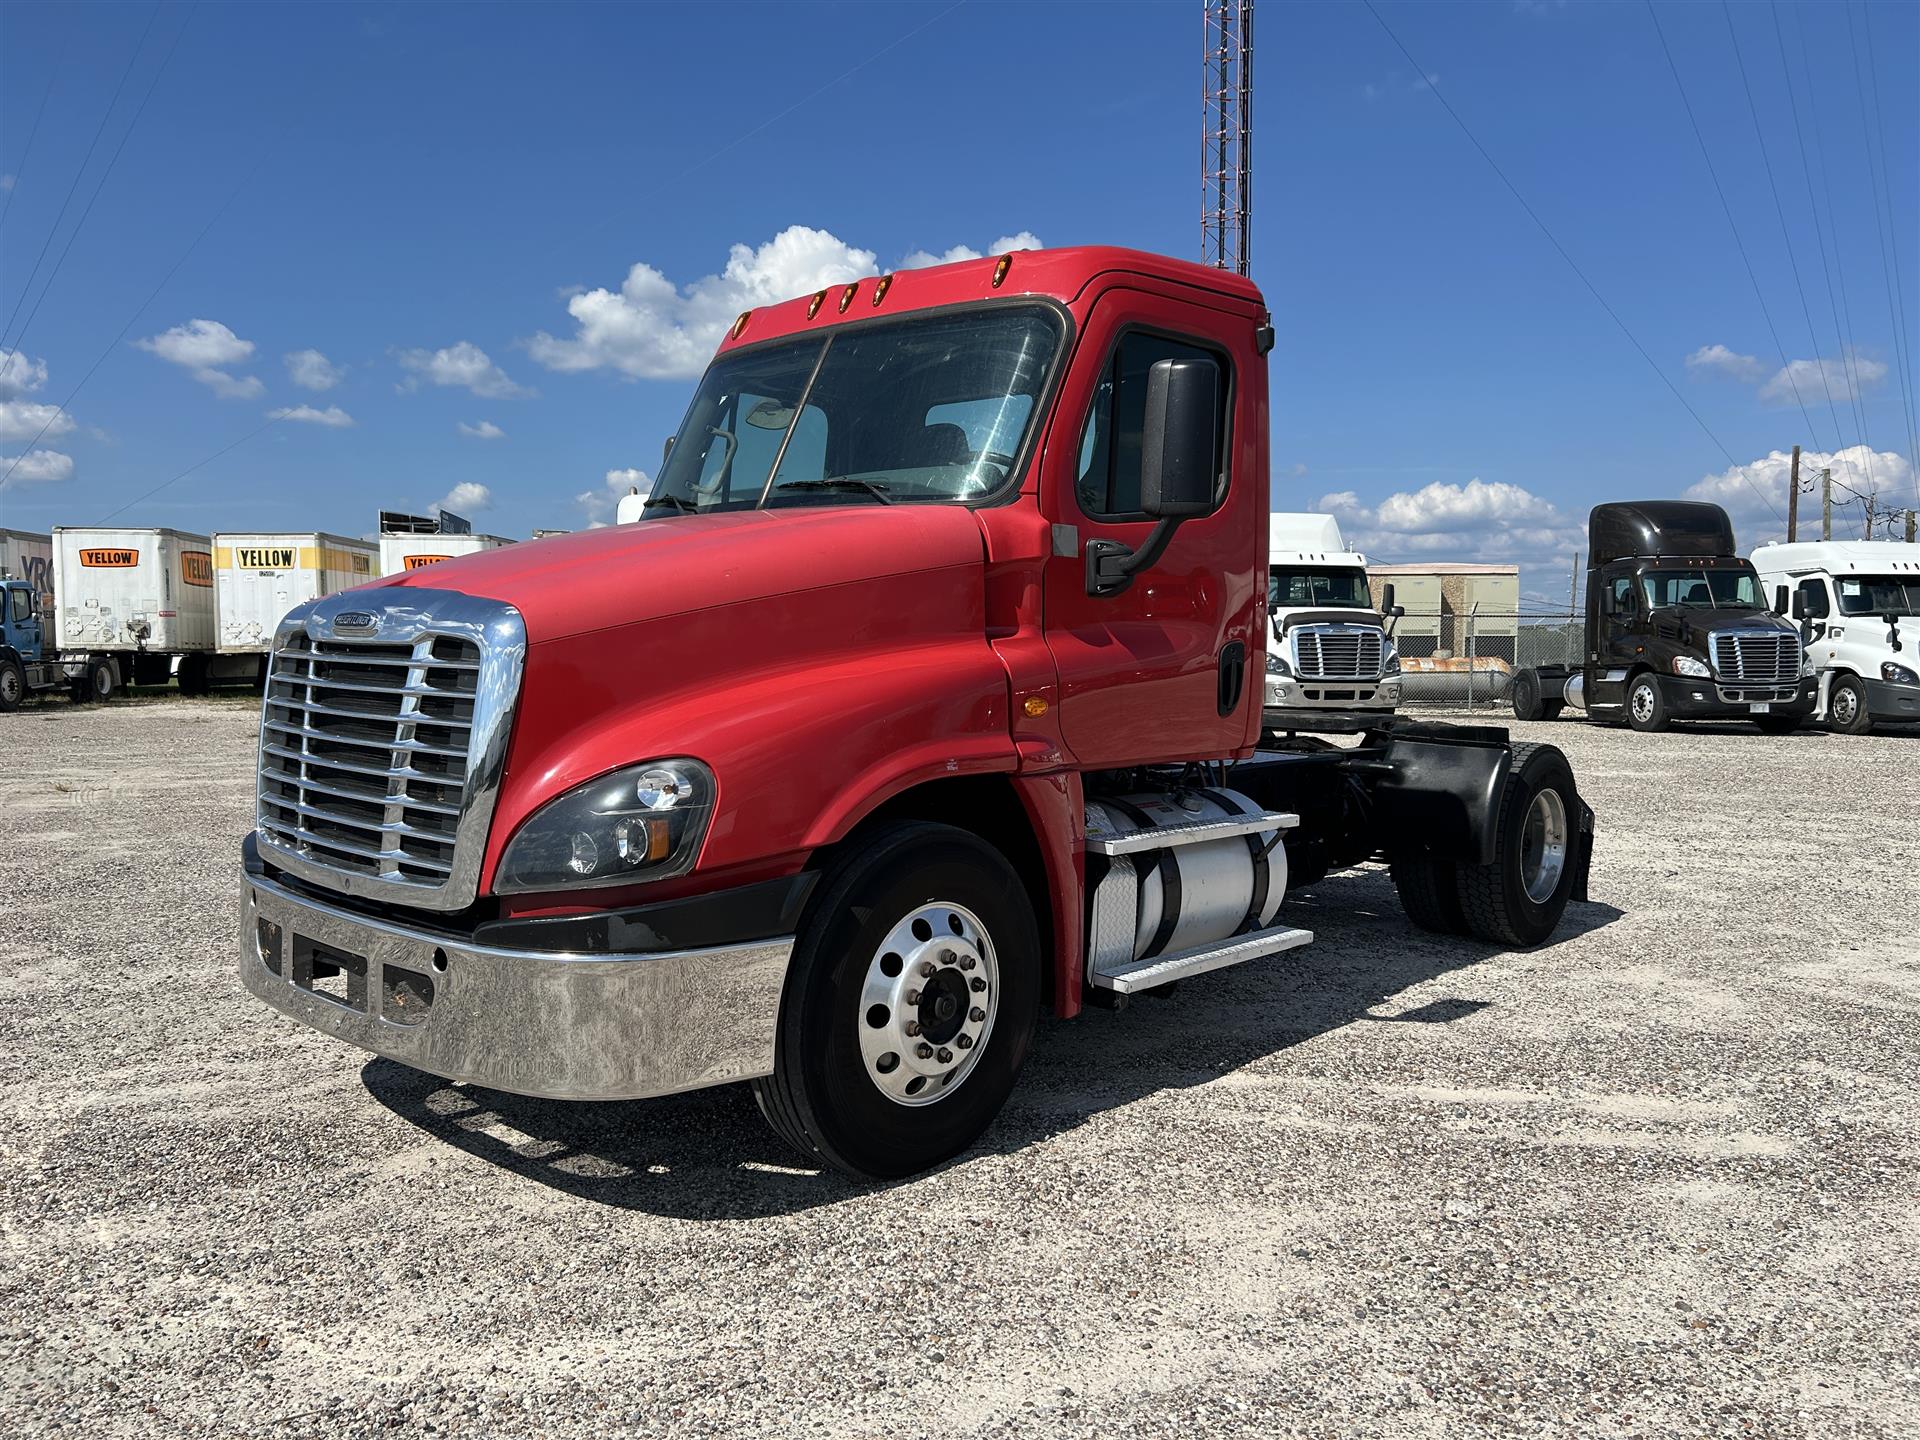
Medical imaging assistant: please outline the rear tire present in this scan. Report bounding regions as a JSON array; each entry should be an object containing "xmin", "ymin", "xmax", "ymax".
[
  {"xmin": 1391, "ymin": 852, "xmax": 1468, "ymax": 936},
  {"xmin": 1511, "ymin": 670, "xmax": 1544, "ymax": 721},
  {"xmin": 1453, "ymin": 742, "xmax": 1581, "ymax": 947},
  {"xmin": 1826, "ymin": 674, "xmax": 1871, "ymax": 735},
  {"xmin": 752, "ymin": 820, "xmax": 1040, "ymax": 1180},
  {"xmin": 177, "ymin": 655, "xmax": 209, "ymax": 697},
  {"xmin": 1540, "ymin": 700, "xmax": 1565, "ymax": 721},
  {"xmin": 0, "ymin": 657, "xmax": 24, "ymax": 712},
  {"xmin": 1626, "ymin": 673, "xmax": 1669, "ymax": 733}
]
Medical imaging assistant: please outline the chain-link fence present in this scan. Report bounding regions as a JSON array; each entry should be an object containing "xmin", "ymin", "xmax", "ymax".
[{"xmin": 1393, "ymin": 609, "xmax": 1586, "ymax": 710}]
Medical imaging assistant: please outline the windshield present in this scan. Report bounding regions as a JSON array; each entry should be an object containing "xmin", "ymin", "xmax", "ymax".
[
  {"xmin": 1640, "ymin": 567, "xmax": 1763, "ymax": 609},
  {"xmin": 646, "ymin": 307, "xmax": 1060, "ymax": 514},
  {"xmin": 1835, "ymin": 574, "xmax": 1920, "ymax": 617},
  {"xmin": 1269, "ymin": 566, "xmax": 1373, "ymax": 610}
]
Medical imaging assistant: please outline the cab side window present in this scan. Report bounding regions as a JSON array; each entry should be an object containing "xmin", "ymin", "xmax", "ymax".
[
  {"xmin": 1075, "ymin": 332, "xmax": 1229, "ymax": 521},
  {"xmin": 1796, "ymin": 578, "xmax": 1830, "ymax": 620},
  {"xmin": 9, "ymin": 588, "xmax": 29, "ymax": 624},
  {"xmin": 1608, "ymin": 576, "xmax": 1634, "ymax": 613}
]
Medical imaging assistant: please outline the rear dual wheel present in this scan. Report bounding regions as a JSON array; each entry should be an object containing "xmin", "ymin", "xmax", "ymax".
[
  {"xmin": 68, "ymin": 660, "xmax": 115, "ymax": 705},
  {"xmin": 1391, "ymin": 742, "xmax": 1580, "ymax": 948},
  {"xmin": 753, "ymin": 821, "xmax": 1039, "ymax": 1180}
]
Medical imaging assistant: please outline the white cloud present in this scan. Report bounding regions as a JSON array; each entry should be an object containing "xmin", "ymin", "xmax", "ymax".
[
  {"xmin": 0, "ymin": 399, "xmax": 76, "ymax": 442},
  {"xmin": 0, "ymin": 174, "xmax": 14, "ymax": 192},
  {"xmin": 1317, "ymin": 478, "xmax": 1587, "ymax": 591},
  {"xmin": 0, "ymin": 449, "xmax": 76, "ymax": 485},
  {"xmin": 457, "ymin": 420, "xmax": 505, "ymax": 440},
  {"xmin": 1759, "ymin": 354, "xmax": 1887, "ymax": 407},
  {"xmin": 134, "ymin": 318, "xmax": 263, "ymax": 398},
  {"xmin": 0, "ymin": 347, "xmax": 50, "ymax": 398},
  {"xmin": 1686, "ymin": 344, "xmax": 1764, "ymax": 382},
  {"xmin": 285, "ymin": 348, "xmax": 345, "ymax": 391},
  {"xmin": 398, "ymin": 341, "xmax": 529, "ymax": 398},
  {"xmin": 434, "ymin": 481, "xmax": 493, "ymax": 518},
  {"xmin": 899, "ymin": 232, "xmax": 1044, "ymax": 271},
  {"xmin": 528, "ymin": 225, "xmax": 1044, "ymax": 383},
  {"xmin": 269, "ymin": 404, "xmax": 355, "ymax": 428},
  {"xmin": 1684, "ymin": 444, "xmax": 1913, "ymax": 542},
  {"xmin": 578, "ymin": 466, "xmax": 649, "ymax": 527}
]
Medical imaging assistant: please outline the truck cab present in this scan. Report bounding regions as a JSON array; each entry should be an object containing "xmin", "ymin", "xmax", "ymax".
[
  {"xmin": 1514, "ymin": 500, "xmax": 1814, "ymax": 733},
  {"xmin": 238, "ymin": 246, "xmax": 1595, "ymax": 1178},
  {"xmin": 1262, "ymin": 512, "xmax": 1401, "ymax": 735},
  {"xmin": 0, "ymin": 576, "xmax": 111, "ymax": 709},
  {"xmin": 1751, "ymin": 540, "xmax": 1920, "ymax": 732}
]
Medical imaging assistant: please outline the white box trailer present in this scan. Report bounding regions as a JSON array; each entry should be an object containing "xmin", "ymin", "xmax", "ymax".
[
  {"xmin": 0, "ymin": 528, "xmax": 53, "ymax": 626},
  {"xmin": 54, "ymin": 526, "xmax": 216, "ymax": 654},
  {"xmin": 214, "ymin": 532, "xmax": 377, "ymax": 654},
  {"xmin": 377, "ymin": 531, "xmax": 511, "ymax": 578}
]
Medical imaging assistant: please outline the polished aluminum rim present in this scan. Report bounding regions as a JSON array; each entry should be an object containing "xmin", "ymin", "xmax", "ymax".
[
  {"xmin": 1520, "ymin": 788, "xmax": 1569, "ymax": 904},
  {"xmin": 1832, "ymin": 685, "xmax": 1858, "ymax": 725},
  {"xmin": 1630, "ymin": 681, "xmax": 1656, "ymax": 723},
  {"xmin": 857, "ymin": 900, "xmax": 998, "ymax": 1107}
]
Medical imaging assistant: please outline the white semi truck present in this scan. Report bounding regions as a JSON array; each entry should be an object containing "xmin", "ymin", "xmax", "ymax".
[
  {"xmin": 215, "ymin": 532, "xmax": 378, "ymax": 661},
  {"xmin": 1262, "ymin": 512, "xmax": 1402, "ymax": 737},
  {"xmin": 1751, "ymin": 539, "xmax": 1920, "ymax": 733}
]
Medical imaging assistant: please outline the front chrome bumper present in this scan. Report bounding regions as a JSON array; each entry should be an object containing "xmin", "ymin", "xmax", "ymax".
[{"xmin": 239, "ymin": 867, "xmax": 794, "ymax": 1101}]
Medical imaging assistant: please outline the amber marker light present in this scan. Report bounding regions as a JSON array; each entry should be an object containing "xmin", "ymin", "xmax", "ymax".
[
  {"xmin": 807, "ymin": 289, "xmax": 828, "ymax": 319},
  {"xmin": 838, "ymin": 283, "xmax": 859, "ymax": 313},
  {"xmin": 730, "ymin": 311, "xmax": 752, "ymax": 339},
  {"xmin": 871, "ymin": 274, "xmax": 893, "ymax": 307},
  {"xmin": 1022, "ymin": 695, "xmax": 1049, "ymax": 717},
  {"xmin": 991, "ymin": 254, "xmax": 1013, "ymax": 288}
]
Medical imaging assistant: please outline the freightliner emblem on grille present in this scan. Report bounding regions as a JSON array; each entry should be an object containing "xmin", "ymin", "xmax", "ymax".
[{"xmin": 332, "ymin": 611, "xmax": 376, "ymax": 634}]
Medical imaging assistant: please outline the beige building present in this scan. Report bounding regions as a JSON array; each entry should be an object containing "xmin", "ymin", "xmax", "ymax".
[{"xmin": 1368, "ymin": 561, "xmax": 1520, "ymax": 662}]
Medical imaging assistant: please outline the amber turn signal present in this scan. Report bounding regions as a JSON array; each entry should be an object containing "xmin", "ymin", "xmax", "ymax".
[
  {"xmin": 1022, "ymin": 695, "xmax": 1049, "ymax": 717},
  {"xmin": 730, "ymin": 311, "xmax": 751, "ymax": 339}
]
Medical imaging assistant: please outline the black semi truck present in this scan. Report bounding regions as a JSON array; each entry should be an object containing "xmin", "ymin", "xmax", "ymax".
[{"xmin": 1513, "ymin": 501, "xmax": 1814, "ymax": 733}]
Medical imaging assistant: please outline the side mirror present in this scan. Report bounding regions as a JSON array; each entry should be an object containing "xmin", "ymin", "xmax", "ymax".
[
  {"xmin": 662, "ymin": 435, "xmax": 676, "ymax": 467},
  {"xmin": 1774, "ymin": 585, "xmax": 1790, "ymax": 617},
  {"xmin": 1086, "ymin": 356, "xmax": 1221, "ymax": 597},
  {"xmin": 1790, "ymin": 591, "xmax": 1806, "ymax": 620},
  {"xmin": 1137, "ymin": 357, "xmax": 1221, "ymax": 519}
]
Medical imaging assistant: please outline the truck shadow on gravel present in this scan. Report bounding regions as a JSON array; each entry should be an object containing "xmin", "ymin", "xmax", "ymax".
[{"xmin": 361, "ymin": 869, "xmax": 1622, "ymax": 1219}]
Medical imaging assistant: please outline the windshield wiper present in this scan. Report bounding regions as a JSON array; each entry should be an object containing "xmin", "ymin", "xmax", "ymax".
[
  {"xmin": 772, "ymin": 477, "xmax": 894, "ymax": 505},
  {"xmin": 643, "ymin": 492, "xmax": 696, "ymax": 513}
]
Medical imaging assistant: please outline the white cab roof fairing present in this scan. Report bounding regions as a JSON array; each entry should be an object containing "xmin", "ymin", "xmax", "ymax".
[
  {"xmin": 1269, "ymin": 512, "xmax": 1366, "ymax": 567},
  {"xmin": 1751, "ymin": 540, "xmax": 1920, "ymax": 577}
]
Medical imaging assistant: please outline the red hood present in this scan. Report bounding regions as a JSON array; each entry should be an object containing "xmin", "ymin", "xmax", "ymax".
[{"xmin": 377, "ymin": 505, "xmax": 988, "ymax": 643}]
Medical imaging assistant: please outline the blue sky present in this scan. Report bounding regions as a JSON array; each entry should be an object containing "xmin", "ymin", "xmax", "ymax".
[{"xmin": 1, "ymin": 0, "xmax": 1914, "ymax": 600}]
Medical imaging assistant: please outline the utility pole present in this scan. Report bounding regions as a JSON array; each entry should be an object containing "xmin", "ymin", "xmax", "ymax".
[
  {"xmin": 1822, "ymin": 467, "xmax": 1832, "ymax": 540},
  {"xmin": 1787, "ymin": 444, "xmax": 1800, "ymax": 542},
  {"xmin": 1202, "ymin": 0, "xmax": 1252, "ymax": 276},
  {"xmin": 1907, "ymin": 509, "xmax": 1916, "ymax": 544},
  {"xmin": 1862, "ymin": 489, "xmax": 1875, "ymax": 541}
]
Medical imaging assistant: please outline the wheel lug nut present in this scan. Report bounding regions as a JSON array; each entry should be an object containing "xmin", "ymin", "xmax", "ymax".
[
  {"xmin": 955, "ymin": 1034, "xmax": 973, "ymax": 1050},
  {"xmin": 904, "ymin": 1020, "xmax": 921, "ymax": 1036},
  {"xmin": 970, "ymin": 977, "xmax": 986, "ymax": 993},
  {"xmin": 969, "ymin": 1007, "xmax": 986, "ymax": 1022},
  {"xmin": 905, "ymin": 989, "xmax": 921, "ymax": 1005},
  {"xmin": 959, "ymin": 956, "xmax": 976, "ymax": 970},
  {"xmin": 919, "ymin": 961, "xmax": 936, "ymax": 978},
  {"xmin": 935, "ymin": 1047, "xmax": 953, "ymax": 1064},
  {"xmin": 916, "ymin": 1043, "xmax": 933, "ymax": 1059}
]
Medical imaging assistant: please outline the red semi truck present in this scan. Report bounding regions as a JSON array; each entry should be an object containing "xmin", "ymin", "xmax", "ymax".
[{"xmin": 240, "ymin": 246, "xmax": 1594, "ymax": 1178}]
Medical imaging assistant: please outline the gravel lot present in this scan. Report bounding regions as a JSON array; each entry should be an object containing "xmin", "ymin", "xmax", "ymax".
[{"xmin": 2, "ymin": 698, "xmax": 1916, "ymax": 1438}]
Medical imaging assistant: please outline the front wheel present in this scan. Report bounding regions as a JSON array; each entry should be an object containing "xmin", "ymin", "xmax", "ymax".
[
  {"xmin": 1626, "ymin": 673, "xmax": 1669, "ymax": 733},
  {"xmin": 0, "ymin": 657, "xmax": 24, "ymax": 711},
  {"xmin": 1827, "ymin": 675, "xmax": 1871, "ymax": 735},
  {"xmin": 752, "ymin": 821, "xmax": 1040, "ymax": 1179}
]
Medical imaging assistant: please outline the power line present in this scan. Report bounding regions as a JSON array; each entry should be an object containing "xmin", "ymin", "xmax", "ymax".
[
  {"xmin": 0, "ymin": 4, "xmax": 193, "ymax": 375},
  {"xmin": 1720, "ymin": 0, "xmax": 1846, "ymax": 452},
  {"xmin": 94, "ymin": 410, "xmax": 295, "ymax": 525},
  {"xmin": 0, "ymin": 3, "xmax": 161, "ymax": 383},
  {"xmin": 1361, "ymin": 0, "xmax": 1780, "ymax": 521},
  {"xmin": 1643, "ymin": 0, "xmax": 1826, "ymax": 455},
  {"xmin": 0, "ymin": 36, "xmax": 66, "ymax": 232},
  {"xmin": 1853, "ymin": 0, "xmax": 1920, "ymax": 504}
]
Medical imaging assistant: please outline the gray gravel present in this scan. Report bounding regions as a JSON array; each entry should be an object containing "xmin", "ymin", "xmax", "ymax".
[{"xmin": 2, "ymin": 697, "xmax": 1916, "ymax": 1438}]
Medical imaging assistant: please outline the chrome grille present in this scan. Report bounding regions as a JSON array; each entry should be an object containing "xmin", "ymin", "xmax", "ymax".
[
  {"xmin": 253, "ymin": 590, "xmax": 525, "ymax": 911},
  {"xmin": 1294, "ymin": 625, "xmax": 1384, "ymax": 680},
  {"xmin": 1709, "ymin": 630, "xmax": 1799, "ymax": 685}
]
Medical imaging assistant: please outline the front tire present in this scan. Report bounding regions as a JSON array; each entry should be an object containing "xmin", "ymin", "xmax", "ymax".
[
  {"xmin": 1827, "ymin": 674, "xmax": 1871, "ymax": 735},
  {"xmin": 753, "ymin": 821, "xmax": 1040, "ymax": 1179},
  {"xmin": 0, "ymin": 657, "xmax": 23, "ymax": 712},
  {"xmin": 1626, "ymin": 673, "xmax": 1669, "ymax": 733}
]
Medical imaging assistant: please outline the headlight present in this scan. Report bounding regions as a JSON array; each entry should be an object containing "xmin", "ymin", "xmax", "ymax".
[
  {"xmin": 1672, "ymin": 655, "xmax": 1711, "ymax": 678},
  {"xmin": 1884, "ymin": 662, "xmax": 1919, "ymax": 685},
  {"xmin": 496, "ymin": 758, "xmax": 713, "ymax": 893},
  {"xmin": 1382, "ymin": 645, "xmax": 1401, "ymax": 677},
  {"xmin": 1265, "ymin": 651, "xmax": 1291, "ymax": 677}
]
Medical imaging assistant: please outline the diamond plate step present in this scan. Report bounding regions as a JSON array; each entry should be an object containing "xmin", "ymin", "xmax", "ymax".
[
  {"xmin": 1090, "ymin": 923, "xmax": 1315, "ymax": 994},
  {"xmin": 1085, "ymin": 810, "xmax": 1298, "ymax": 855}
]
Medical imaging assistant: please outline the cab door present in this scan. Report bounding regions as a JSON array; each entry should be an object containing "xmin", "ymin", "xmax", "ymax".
[
  {"xmin": 1038, "ymin": 284, "xmax": 1264, "ymax": 768},
  {"xmin": 1587, "ymin": 565, "xmax": 1639, "ymax": 711}
]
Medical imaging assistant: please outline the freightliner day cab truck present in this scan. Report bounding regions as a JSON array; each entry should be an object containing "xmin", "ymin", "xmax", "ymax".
[
  {"xmin": 1513, "ymin": 500, "xmax": 1814, "ymax": 733},
  {"xmin": 1751, "ymin": 540, "xmax": 1920, "ymax": 733},
  {"xmin": 1262, "ymin": 511, "xmax": 1402, "ymax": 737},
  {"xmin": 240, "ymin": 247, "xmax": 1595, "ymax": 1178}
]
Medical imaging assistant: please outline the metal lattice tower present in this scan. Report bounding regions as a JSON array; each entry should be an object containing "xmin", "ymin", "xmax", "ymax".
[{"xmin": 1202, "ymin": 0, "xmax": 1252, "ymax": 276}]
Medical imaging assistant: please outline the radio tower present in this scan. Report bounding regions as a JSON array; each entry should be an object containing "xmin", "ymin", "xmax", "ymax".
[{"xmin": 1202, "ymin": 0, "xmax": 1252, "ymax": 276}]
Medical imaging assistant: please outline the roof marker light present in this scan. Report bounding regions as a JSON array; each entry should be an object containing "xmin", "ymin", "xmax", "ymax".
[
  {"xmin": 991, "ymin": 254, "xmax": 1012, "ymax": 288},
  {"xmin": 807, "ymin": 289, "xmax": 828, "ymax": 319},
  {"xmin": 838, "ymin": 282, "xmax": 859, "ymax": 313},
  {"xmin": 730, "ymin": 311, "xmax": 752, "ymax": 340},
  {"xmin": 871, "ymin": 274, "xmax": 893, "ymax": 307}
]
